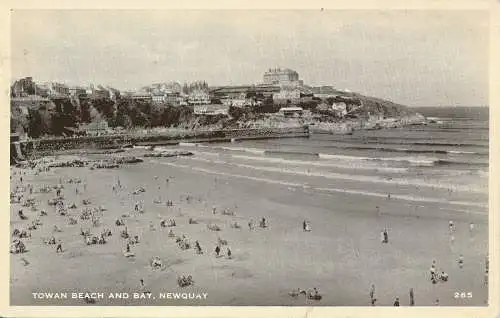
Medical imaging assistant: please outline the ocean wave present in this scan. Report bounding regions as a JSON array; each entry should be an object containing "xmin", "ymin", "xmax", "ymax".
[
  {"xmin": 197, "ymin": 145, "xmax": 486, "ymax": 169},
  {"xmin": 228, "ymin": 154, "xmax": 409, "ymax": 173},
  {"xmin": 178, "ymin": 142, "xmax": 198, "ymax": 147},
  {"xmin": 150, "ymin": 159, "xmax": 487, "ymax": 210},
  {"xmin": 434, "ymin": 159, "xmax": 489, "ymax": 167},
  {"xmin": 322, "ymin": 145, "xmax": 487, "ymax": 156},
  {"xmin": 217, "ymin": 146, "xmax": 266, "ymax": 155},
  {"xmin": 182, "ymin": 156, "xmax": 487, "ymax": 194},
  {"xmin": 318, "ymin": 153, "xmax": 436, "ymax": 166},
  {"xmin": 264, "ymin": 150, "xmax": 319, "ymax": 157},
  {"xmin": 447, "ymin": 150, "xmax": 478, "ymax": 154}
]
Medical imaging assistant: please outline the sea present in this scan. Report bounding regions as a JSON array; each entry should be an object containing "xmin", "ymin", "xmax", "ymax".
[{"xmin": 168, "ymin": 106, "xmax": 489, "ymax": 215}]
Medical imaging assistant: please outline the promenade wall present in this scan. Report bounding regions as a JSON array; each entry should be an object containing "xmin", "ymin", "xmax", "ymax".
[{"xmin": 14, "ymin": 127, "xmax": 309, "ymax": 160}]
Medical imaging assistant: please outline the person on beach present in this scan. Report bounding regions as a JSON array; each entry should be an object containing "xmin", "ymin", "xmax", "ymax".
[
  {"xmin": 430, "ymin": 260, "xmax": 437, "ymax": 282},
  {"xmin": 248, "ymin": 219, "xmax": 254, "ymax": 230},
  {"xmin": 458, "ymin": 254, "xmax": 464, "ymax": 269},
  {"xmin": 56, "ymin": 240, "xmax": 63, "ymax": 253},
  {"xmin": 227, "ymin": 248, "xmax": 232, "ymax": 259},
  {"xmin": 260, "ymin": 218, "xmax": 267, "ymax": 228},
  {"xmin": 18, "ymin": 210, "xmax": 27, "ymax": 220},
  {"xmin": 440, "ymin": 271, "xmax": 448, "ymax": 282},
  {"xmin": 387, "ymin": 193, "xmax": 391, "ymax": 200},
  {"xmin": 393, "ymin": 297, "xmax": 400, "ymax": 306},
  {"xmin": 409, "ymin": 288, "xmax": 415, "ymax": 306},
  {"xmin": 381, "ymin": 229, "xmax": 388, "ymax": 243},
  {"xmin": 449, "ymin": 220, "xmax": 455, "ymax": 233},
  {"xmin": 303, "ymin": 220, "xmax": 311, "ymax": 232},
  {"xmin": 126, "ymin": 243, "xmax": 131, "ymax": 253},
  {"xmin": 369, "ymin": 284, "xmax": 375, "ymax": 303},
  {"xmin": 195, "ymin": 241, "xmax": 202, "ymax": 254},
  {"xmin": 215, "ymin": 245, "xmax": 221, "ymax": 257},
  {"xmin": 212, "ymin": 207, "xmax": 216, "ymax": 215}
]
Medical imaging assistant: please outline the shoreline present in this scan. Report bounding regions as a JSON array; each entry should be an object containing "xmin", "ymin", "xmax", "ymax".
[{"xmin": 12, "ymin": 113, "xmax": 429, "ymax": 163}]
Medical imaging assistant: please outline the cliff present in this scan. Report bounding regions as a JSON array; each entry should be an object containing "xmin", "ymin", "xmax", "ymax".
[{"xmin": 10, "ymin": 91, "xmax": 423, "ymax": 138}]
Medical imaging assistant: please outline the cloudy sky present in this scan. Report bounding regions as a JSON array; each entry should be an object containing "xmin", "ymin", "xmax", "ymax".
[{"xmin": 11, "ymin": 10, "xmax": 488, "ymax": 106}]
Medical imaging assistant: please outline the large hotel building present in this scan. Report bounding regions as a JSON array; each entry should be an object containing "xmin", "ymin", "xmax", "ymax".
[{"xmin": 263, "ymin": 68, "xmax": 303, "ymax": 86}]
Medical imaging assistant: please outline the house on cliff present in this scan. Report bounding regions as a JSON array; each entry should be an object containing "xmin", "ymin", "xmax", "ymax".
[{"xmin": 78, "ymin": 119, "xmax": 110, "ymax": 136}]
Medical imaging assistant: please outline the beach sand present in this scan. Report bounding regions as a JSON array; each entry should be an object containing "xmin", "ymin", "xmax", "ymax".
[{"xmin": 10, "ymin": 151, "xmax": 488, "ymax": 306}]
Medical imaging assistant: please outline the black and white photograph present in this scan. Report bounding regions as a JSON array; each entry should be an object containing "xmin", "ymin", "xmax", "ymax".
[{"xmin": 7, "ymin": 8, "xmax": 491, "ymax": 308}]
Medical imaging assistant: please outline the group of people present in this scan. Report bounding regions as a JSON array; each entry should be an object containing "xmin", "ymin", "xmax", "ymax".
[{"xmin": 370, "ymin": 285, "xmax": 415, "ymax": 306}]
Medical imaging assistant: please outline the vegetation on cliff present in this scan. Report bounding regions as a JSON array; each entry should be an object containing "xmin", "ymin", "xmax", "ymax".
[{"xmin": 11, "ymin": 91, "xmax": 418, "ymax": 138}]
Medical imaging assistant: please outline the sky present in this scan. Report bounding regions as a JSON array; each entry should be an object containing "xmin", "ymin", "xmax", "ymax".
[{"xmin": 11, "ymin": 10, "xmax": 489, "ymax": 107}]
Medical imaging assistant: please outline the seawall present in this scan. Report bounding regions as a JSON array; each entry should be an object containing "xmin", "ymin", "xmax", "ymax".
[{"xmin": 13, "ymin": 127, "xmax": 309, "ymax": 160}]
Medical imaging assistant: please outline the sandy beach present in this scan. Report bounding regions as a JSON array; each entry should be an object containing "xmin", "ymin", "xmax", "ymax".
[{"xmin": 10, "ymin": 146, "xmax": 488, "ymax": 306}]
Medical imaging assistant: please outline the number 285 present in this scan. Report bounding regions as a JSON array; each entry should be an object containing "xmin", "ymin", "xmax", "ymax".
[{"xmin": 454, "ymin": 292, "xmax": 472, "ymax": 299}]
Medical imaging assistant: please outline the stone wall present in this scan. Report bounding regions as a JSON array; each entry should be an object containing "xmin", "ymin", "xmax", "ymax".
[{"xmin": 14, "ymin": 127, "xmax": 309, "ymax": 160}]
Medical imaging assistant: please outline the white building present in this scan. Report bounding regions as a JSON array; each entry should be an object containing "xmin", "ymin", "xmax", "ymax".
[
  {"xmin": 278, "ymin": 106, "xmax": 304, "ymax": 117},
  {"xmin": 130, "ymin": 92, "xmax": 153, "ymax": 102},
  {"xmin": 152, "ymin": 94, "xmax": 166, "ymax": 104},
  {"xmin": 45, "ymin": 82, "xmax": 70, "ymax": 97},
  {"xmin": 188, "ymin": 90, "xmax": 210, "ymax": 105},
  {"xmin": 69, "ymin": 86, "xmax": 86, "ymax": 98},
  {"xmin": 79, "ymin": 119, "xmax": 109, "ymax": 136},
  {"xmin": 263, "ymin": 68, "xmax": 303, "ymax": 86},
  {"xmin": 273, "ymin": 89, "xmax": 301, "ymax": 104},
  {"xmin": 193, "ymin": 104, "xmax": 229, "ymax": 116}
]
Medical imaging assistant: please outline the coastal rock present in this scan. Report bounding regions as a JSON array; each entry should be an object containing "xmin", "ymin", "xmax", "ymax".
[
  {"xmin": 143, "ymin": 151, "xmax": 194, "ymax": 158},
  {"xmin": 113, "ymin": 156, "xmax": 144, "ymax": 164}
]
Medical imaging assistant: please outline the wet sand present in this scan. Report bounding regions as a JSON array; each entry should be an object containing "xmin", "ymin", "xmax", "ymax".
[{"xmin": 10, "ymin": 151, "xmax": 488, "ymax": 306}]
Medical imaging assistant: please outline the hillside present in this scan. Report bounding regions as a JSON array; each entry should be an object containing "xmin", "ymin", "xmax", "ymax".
[{"xmin": 10, "ymin": 91, "xmax": 422, "ymax": 138}]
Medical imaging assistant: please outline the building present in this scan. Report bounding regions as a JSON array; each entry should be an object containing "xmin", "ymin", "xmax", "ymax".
[
  {"xmin": 311, "ymin": 86, "xmax": 339, "ymax": 99},
  {"xmin": 11, "ymin": 77, "xmax": 36, "ymax": 97},
  {"xmin": 78, "ymin": 119, "xmax": 109, "ymax": 136},
  {"xmin": 193, "ymin": 104, "xmax": 229, "ymax": 116},
  {"xmin": 188, "ymin": 89, "xmax": 210, "ymax": 105},
  {"xmin": 273, "ymin": 89, "xmax": 301, "ymax": 103},
  {"xmin": 69, "ymin": 86, "xmax": 87, "ymax": 98},
  {"xmin": 164, "ymin": 91, "xmax": 183, "ymax": 106},
  {"xmin": 46, "ymin": 82, "xmax": 70, "ymax": 98},
  {"xmin": 152, "ymin": 94, "xmax": 165, "ymax": 104},
  {"xmin": 263, "ymin": 68, "xmax": 303, "ymax": 86},
  {"xmin": 108, "ymin": 87, "xmax": 121, "ymax": 101},
  {"xmin": 278, "ymin": 106, "xmax": 304, "ymax": 117},
  {"xmin": 130, "ymin": 92, "xmax": 153, "ymax": 102},
  {"xmin": 211, "ymin": 85, "xmax": 280, "ymax": 100},
  {"xmin": 220, "ymin": 92, "xmax": 256, "ymax": 107}
]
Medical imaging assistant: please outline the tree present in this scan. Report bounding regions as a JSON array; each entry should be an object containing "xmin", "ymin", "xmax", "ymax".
[
  {"xmin": 80, "ymin": 100, "xmax": 92, "ymax": 123},
  {"xmin": 27, "ymin": 108, "xmax": 44, "ymax": 138}
]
